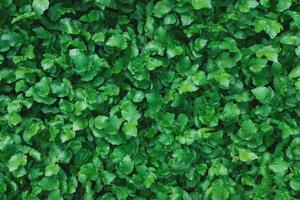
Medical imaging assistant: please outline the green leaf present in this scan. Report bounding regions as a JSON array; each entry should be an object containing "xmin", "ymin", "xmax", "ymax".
[
  {"xmin": 103, "ymin": 115, "xmax": 123, "ymax": 135},
  {"xmin": 239, "ymin": 149, "xmax": 258, "ymax": 162},
  {"xmin": 269, "ymin": 158, "xmax": 290, "ymax": 174},
  {"xmin": 41, "ymin": 58, "xmax": 54, "ymax": 71},
  {"xmin": 45, "ymin": 164, "xmax": 60, "ymax": 176},
  {"xmin": 178, "ymin": 77, "xmax": 198, "ymax": 94},
  {"xmin": 212, "ymin": 163, "xmax": 228, "ymax": 176},
  {"xmin": 33, "ymin": 0, "xmax": 49, "ymax": 15},
  {"xmin": 167, "ymin": 45, "xmax": 184, "ymax": 58},
  {"xmin": 290, "ymin": 180, "xmax": 300, "ymax": 191},
  {"xmin": 236, "ymin": 0, "xmax": 258, "ymax": 12},
  {"xmin": 222, "ymin": 102, "xmax": 240, "ymax": 121},
  {"xmin": 295, "ymin": 46, "xmax": 300, "ymax": 56},
  {"xmin": 24, "ymin": 122, "xmax": 42, "ymax": 142},
  {"xmin": 122, "ymin": 120, "xmax": 138, "ymax": 137},
  {"xmin": 144, "ymin": 173, "xmax": 156, "ymax": 188},
  {"xmin": 29, "ymin": 148, "xmax": 41, "ymax": 161},
  {"xmin": 209, "ymin": 71, "xmax": 232, "ymax": 88},
  {"xmin": 38, "ymin": 177, "xmax": 59, "ymax": 191},
  {"xmin": 101, "ymin": 171, "xmax": 116, "ymax": 185},
  {"xmin": 12, "ymin": 11, "xmax": 35, "ymax": 24},
  {"xmin": 254, "ymin": 45, "xmax": 279, "ymax": 62},
  {"xmin": 211, "ymin": 180, "xmax": 229, "ymax": 200},
  {"xmin": 92, "ymin": 32, "xmax": 106, "ymax": 44},
  {"xmin": 7, "ymin": 112, "xmax": 22, "ymax": 126},
  {"xmin": 120, "ymin": 101, "xmax": 141, "ymax": 121},
  {"xmin": 80, "ymin": 10, "xmax": 101, "ymax": 22},
  {"xmin": 217, "ymin": 52, "xmax": 237, "ymax": 68},
  {"xmin": 260, "ymin": 0, "xmax": 270, "ymax": 7},
  {"xmin": 106, "ymin": 35, "xmax": 127, "ymax": 50},
  {"xmin": 276, "ymin": 0, "xmax": 292, "ymax": 12},
  {"xmin": 34, "ymin": 77, "xmax": 50, "ymax": 97},
  {"xmin": 196, "ymin": 164, "xmax": 207, "ymax": 175},
  {"xmin": 288, "ymin": 67, "xmax": 300, "ymax": 79},
  {"xmin": 255, "ymin": 19, "xmax": 282, "ymax": 39},
  {"xmin": 60, "ymin": 127, "xmax": 76, "ymax": 143},
  {"xmin": 248, "ymin": 58, "xmax": 268, "ymax": 73},
  {"xmin": 191, "ymin": 0, "xmax": 212, "ymax": 10},
  {"xmin": 146, "ymin": 57, "xmax": 163, "ymax": 71},
  {"xmin": 176, "ymin": 56, "xmax": 193, "ymax": 76},
  {"xmin": 252, "ymin": 86, "xmax": 274, "ymax": 104},
  {"xmin": 8, "ymin": 154, "xmax": 27, "ymax": 172},
  {"xmin": 69, "ymin": 49, "xmax": 89, "ymax": 73},
  {"xmin": 280, "ymin": 34, "xmax": 300, "ymax": 45},
  {"xmin": 153, "ymin": 1, "xmax": 172, "ymax": 18},
  {"xmin": 48, "ymin": 191, "xmax": 63, "ymax": 200},
  {"xmin": 73, "ymin": 119, "xmax": 88, "ymax": 131},
  {"xmin": 117, "ymin": 155, "xmax": 134, "ymax": 176},
  {"xmin": 286, "ymin": 138, "xmax": 300, "ymax": 160},
  {"xmin": 94, "ymin": 115, "xmax": 108, "ymax": 130},
  {"xmin": 60, "ymin": 18, "xmax": 81, "ymax": 35},
  {"xmin": 112, "ymin": 186, "xmax": 130, "ymax": 200},
  {"xmin": 78, "ymin": 163, "xmax": 98, "ymax": 183}
]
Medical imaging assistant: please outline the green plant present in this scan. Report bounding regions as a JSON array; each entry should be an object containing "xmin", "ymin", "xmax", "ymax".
[{"xmin": 1, "ymin": 0, "xmax": 300, "ymax": 199}]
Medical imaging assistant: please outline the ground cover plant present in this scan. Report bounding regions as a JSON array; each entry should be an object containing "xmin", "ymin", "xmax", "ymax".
[{"xmin": 1, "ymin": 0, "xmax": 300, "ymax": 199}]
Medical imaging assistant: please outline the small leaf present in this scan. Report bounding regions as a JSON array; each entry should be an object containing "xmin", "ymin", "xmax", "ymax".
[
  {"xmin": 101, "ymin": 171, "xmax": 116, "ymax": 185},
  {"xmin": 7, "ymin": 112, "xmax": 22, "ymax": 126},
  {"xmin": 255, "ymin": 45, "xmax": 278, "ymax": 62},
  {"xmin": 73, "ymin": 119, "xmax": 88, "ymax": 131},
  {"xmin": 146, "ymin": 58, "xmax": 163, "ymax": 71},
  {"xmin": 144, "ymin": 173, "xmax": 156, "ymax": 188},
  {"xmin": 60, "ymin": 127, "xmax": 76, "ymax": 143},
  {"xmin": 94, "ymin": 115, "xmax": 108, "ymax": 130},
  {"xmin": 38, "ymin": 177, "xmax": 59, "ymax": 191},
  {"xmin": 106, "ymin": 35, "xmax": 127, "ymax": 50},
  {"xmin": 178, "ymin": 77, "xmax": 198, "ymax": 94},
  {"xmin": 122, "ymin": 120, "xmax": 138, "ymax": 137},
  {"xmin": 211, "ymin": 180, "xmax": 229, "ymax": 200},
  {"xmin": 8, "ymin": 154, "xmax": 27, "ymax": 172},
  {"xmin": 191, "ymin": 0, "xmax": 212, "ymax": 10},
  {"xmin": 290, "ymin": 179, "xmax": 300, "ymax": 191},
  {"xmin": 252, "ymin": 86, "xmax": 274, "ymax": 104},
  {"xmin": 288, "ymin": 67, "xmax": 300, "ymax": 79},
  {"xmin": 222, "ymin": 102, "xmax": 240, "ymax": 121},
  {"xmin": 269, "ymin": 158, "xmax": 290, "ymax": 174},
  {"xmin": 239, "ymin": 149, "xmax": 258, "ymax": 162},
  {"xmin": 69, "ymin": 49, "xmax": 89, "ymax": 73},
  {"xmin": 92, "ymin": 32, "xmax": 106, "ymax": 43},
  {"xmin": 117, "ymin": 155, "xmax": 134, "ymax": 176},
  {"xmin": 153, "ymin": 1, "xmax": 172, "ymax": 18},
  {"xmin": 33, "ymin": 0, "xmax": 49, "ymax": 15},
  {"xmin": 45, "ymin": 164, "xmax": 60, "ymax": 176},
  {"xmin": 236, "ymin": 0, "xmax": 258, "ymax": 12},
  {"xmin": 276, "ymin": 0, "xmax": 292, "ymax": 12},
  {"xmin": 254, "ymin": 19, "xmax": 282, "ymax": 39}
]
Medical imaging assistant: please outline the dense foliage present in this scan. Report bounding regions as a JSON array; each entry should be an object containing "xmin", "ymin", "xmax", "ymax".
[{"xmin": 1, "ymin": 0, "xmax": 300, "ymax": 199}]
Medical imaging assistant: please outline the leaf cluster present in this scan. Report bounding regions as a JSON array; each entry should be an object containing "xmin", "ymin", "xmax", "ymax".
[{"xmin": 1, "ymin": 0, "xmax": 300, "ymax": 199}]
